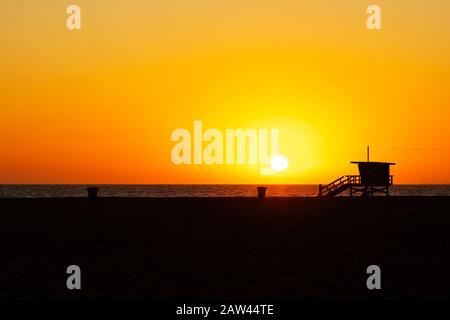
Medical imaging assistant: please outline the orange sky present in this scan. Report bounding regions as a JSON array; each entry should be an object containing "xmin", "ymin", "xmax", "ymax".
[{"xmin": 0, "ymin": 0, "xmax": 449, "ymax": 184}]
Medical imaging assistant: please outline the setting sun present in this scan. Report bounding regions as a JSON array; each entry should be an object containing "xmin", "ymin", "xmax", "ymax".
[{"xmin": 270, "ymin": 156, "xmax": 289, "ymax": 172}]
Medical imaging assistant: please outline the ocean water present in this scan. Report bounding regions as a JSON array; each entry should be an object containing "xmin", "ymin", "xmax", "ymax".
[{"xmin": 0, "ymin": 185, "xmax": 449, "ymax": 198}]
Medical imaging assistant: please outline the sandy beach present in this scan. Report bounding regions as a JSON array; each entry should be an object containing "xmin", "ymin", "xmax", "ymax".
[{"xmin": 0, "ymin": 197, "xmax": 449, "ymax": 300}]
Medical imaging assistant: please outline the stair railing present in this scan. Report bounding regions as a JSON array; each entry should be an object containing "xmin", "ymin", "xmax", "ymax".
[{"xmin": 320, "ymin": 176, "xmax": 351, "ymax": 196}]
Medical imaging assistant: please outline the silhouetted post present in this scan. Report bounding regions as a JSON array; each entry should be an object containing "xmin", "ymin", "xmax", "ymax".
[
  {"xmin": 257, "ymin": 186, "xmax": 267, "ymax": 199},
  {"xmin": 318, "ymin": 184, "xmax": 323, "ymax": 197},
  {"xmin": 87, "ymin": 187, "xmax": 98, "ymax": 199}
]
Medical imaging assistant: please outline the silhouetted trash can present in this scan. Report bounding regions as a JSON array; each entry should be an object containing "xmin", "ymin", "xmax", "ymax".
[
  {"xmin": 87, "ymin": 187, "xmax": 98, "ymax": 199},
  {"xmin": 257, "ymin": 186, "xmax": 267, "ymax": 198}
]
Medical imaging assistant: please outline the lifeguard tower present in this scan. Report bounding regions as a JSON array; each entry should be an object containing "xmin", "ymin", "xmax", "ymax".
[{"xmin": 318, "ymin": 147, "xmax": 395, "ymax": 197}]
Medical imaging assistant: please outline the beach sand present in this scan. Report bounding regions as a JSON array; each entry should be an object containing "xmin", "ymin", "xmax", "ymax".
[{"xmin": 0, "ymin": 197, "xmax": 449, "ymax": 300}]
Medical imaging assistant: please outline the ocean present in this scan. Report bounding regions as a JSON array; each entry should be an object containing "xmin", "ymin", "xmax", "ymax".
[{"xmin": 0, "ymin": 184, "xmax": 449, "ymax": 198}]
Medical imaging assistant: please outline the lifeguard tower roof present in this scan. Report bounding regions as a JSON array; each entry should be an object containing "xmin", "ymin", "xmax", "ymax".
[{"xmin": 350, "ymin": 161, "xmax": 396, "ymax": 165}]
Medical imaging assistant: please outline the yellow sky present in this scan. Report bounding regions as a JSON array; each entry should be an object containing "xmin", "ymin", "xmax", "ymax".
[{"xmin": 0, "ymin": 0, "xmax": 449, "ymax": 184}]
